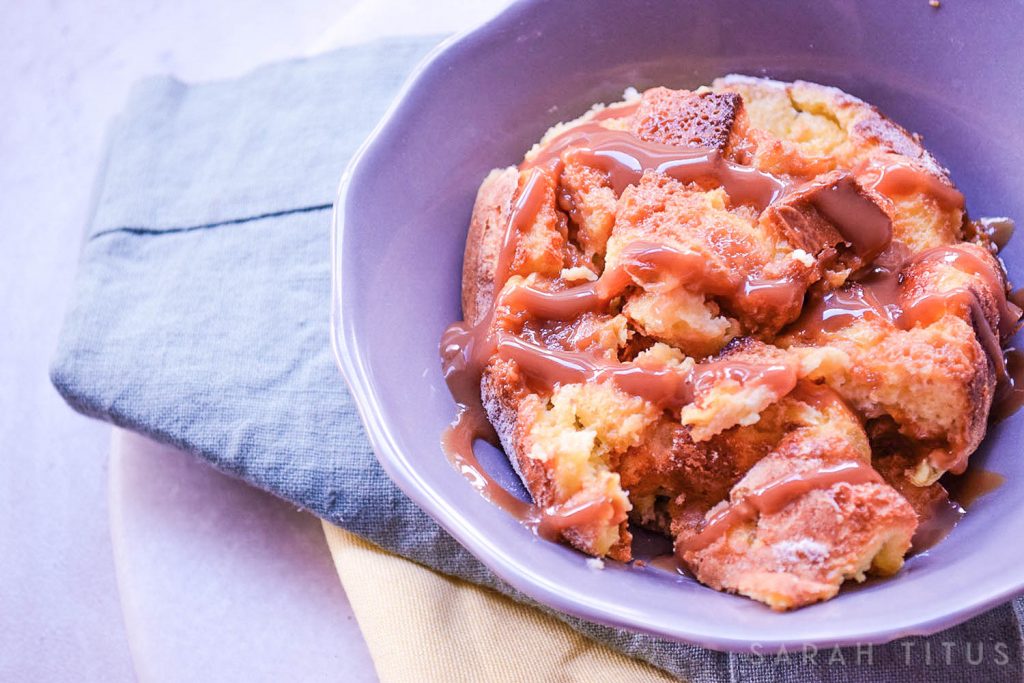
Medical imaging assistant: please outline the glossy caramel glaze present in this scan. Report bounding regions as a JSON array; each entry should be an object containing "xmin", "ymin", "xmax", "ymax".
[
  {"xmin": 438, "ymin": 77, "xmax": 1020, "ymax": 610},
  {"xmin": 678, "ymin": 461, "xmax": 883, "ymax": 553}
]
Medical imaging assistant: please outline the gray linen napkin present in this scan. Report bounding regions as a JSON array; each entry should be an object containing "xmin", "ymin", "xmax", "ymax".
[{"xmin": 51, "ymin": 36, "xmax": 1024, "ymax": 681}]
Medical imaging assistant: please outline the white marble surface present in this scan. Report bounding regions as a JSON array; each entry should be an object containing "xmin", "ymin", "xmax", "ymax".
[{"xmin": 1, "ymin": 0, "xmax": 508, "ymax": 679}]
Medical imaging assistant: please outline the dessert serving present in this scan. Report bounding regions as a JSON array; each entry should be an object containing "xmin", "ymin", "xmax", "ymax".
[{"xmin": 439, "ymin": 75, "xmax": 1021, "ymax": 610}]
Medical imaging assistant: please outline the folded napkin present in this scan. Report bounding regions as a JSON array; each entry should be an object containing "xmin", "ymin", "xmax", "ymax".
[
  {"xmin": 322, "ymin": 523, "xmax": 676, "ymax": 682},
  {"xmin": 52, "ymin": 36, "xmax": 1024, "ymax": 682}
]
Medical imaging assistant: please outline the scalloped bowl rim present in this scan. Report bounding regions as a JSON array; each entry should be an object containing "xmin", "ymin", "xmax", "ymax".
[{"xmin": 330, "ymin": 0, "xmax": 1024, "ymax": 651}]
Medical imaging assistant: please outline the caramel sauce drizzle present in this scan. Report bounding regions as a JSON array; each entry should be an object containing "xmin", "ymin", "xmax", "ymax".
[
  {"xmin": 440, "ymin": 121, "xmax": 804, "ymax": 525},
  {"xmin": 494, "ymin": 168, "xmax": 552, "ymax": 295},
  {"xmin": 914, "ymin": 246, "xmax": 1020, "ymax": 337},
  {"xmin": 913, "ymin": 468, "xmax": 1007, "ymax": 553},
  {"xmin": 499, "ymin": 242, "xmax": 711, "ymax": 320},
  {"xmin": 643, "ymin": 554, "xmax": 690, "ymax": 576},
  {"xmin": 951, "ymin": 468, "xmax": 1007, "ymax": 508},
  {"xmin": 532, "ymin": 498, "xmax": 618, "ymax": 540},
  {"xmin": 791, "ymin": 245, "xmax": 1021, "ymax": 383},
  {"xmin": 526, "ymin": 126, "xmax": 786, "ymax": 209},
  {"xmin": 439, "ymin": 98, "xmax": 1020, "ymax": 555},
  {"xmin": 791, "ymin": 265, "xmax": 903, "ymax": 334},
  {"xmin": 977, "ymin": 217, "xmax": 1016, "ymax": 253},
  {"xmin": 787, "ymin": 244, "xmax": 1023, "ymax": 473},
  {"xmin": 992, "ymin": 349, "xmax": 1024, "ymax": 423},
  {"xmin": 501, "ymin": 241, "xmax": 793, "ymax": 323},
  {"xmin": 498, "ymin": 333, "xmax": 797, "ymax": 412},
  {"xmin": 440, "ymin": 412, "xmax": 620, "ymax": 537},
  {"xmin": 869, "ymin": 161, "xmax": 966, "ymax": 211},
  {"xmin": 439, "ymin": 406, "xmax": 528, "ymax": 516},
  {"xmin": 678, "ymin": 461, "xmax": 883, "ymax": 553},
  {"xmin": 803, "ymin": 174, "xmax": 894, "ymax": 262},
  {"xmin": 910, "ymin": 495, "xmax": 965, "ymax": 554}
]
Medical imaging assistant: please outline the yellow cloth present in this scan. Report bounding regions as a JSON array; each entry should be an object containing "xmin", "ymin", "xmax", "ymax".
[{"xmin": 322, "ymin": 523, "xmax": 676, "ymax": 682}]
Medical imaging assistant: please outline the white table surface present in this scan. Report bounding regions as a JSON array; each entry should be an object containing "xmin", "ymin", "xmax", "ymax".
[
  {"xmin": 1, "ymin": 0, "xmax": 508, "ymax": 679},
  {"xmin": 110, "ymin": 430, "xmax": 378, "ymax": 682}
]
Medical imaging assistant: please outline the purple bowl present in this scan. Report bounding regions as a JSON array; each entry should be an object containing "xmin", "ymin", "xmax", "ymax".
[{"xmin": 331, "ymin": 0, "xmax": 1024, "ymax": 650}]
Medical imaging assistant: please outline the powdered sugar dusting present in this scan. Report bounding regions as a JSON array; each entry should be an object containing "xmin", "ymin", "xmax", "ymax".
[
  {"xmin": 481, "ymin": 384, "xmax": 528, "ymax": 484},
  {"xmin": 772, "ymin": 538, "xmax": 829, "ymax": 565}
]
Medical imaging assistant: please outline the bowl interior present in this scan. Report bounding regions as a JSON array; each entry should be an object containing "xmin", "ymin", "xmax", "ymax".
[{"xmin": 335, "ymin": 0, "xmax": 1024, "ymax": 649}]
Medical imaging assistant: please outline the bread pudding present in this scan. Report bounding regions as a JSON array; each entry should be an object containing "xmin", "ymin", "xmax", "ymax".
[{"xmin": 439, "ymin": 76, "xmax": 1021, "ymax": 610}]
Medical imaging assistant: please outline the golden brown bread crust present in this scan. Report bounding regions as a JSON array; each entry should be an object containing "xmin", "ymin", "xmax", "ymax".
[
  {"xmin": 632, "ymin": 87, "xmax": 747, "ymax": 152},
  {"xmin": 712, "ymin": 74, "xmax": 951, "ymax": 182},
  {"xmin": 722, "ymin": 75, "xmax": 994, "ymax": 481},
  {"xmin": 894, "ymin": 243, "xmax": 1004, "ymax": 473},
  {"xmin": 466, "ymin": 170, "xmax": 634, "ymax": 558},
  {"xmin": 455, "ymin": 75, "xmax": 1010, "ymax": 608},
  {"xmin": 687, "ymin": 470, "xmax": 917, "ymax": 609},
  {"xmin": 677, "ymin": 388, "xmax": 916, "ymax": 609},
  {"xmin": 461, "ymin": 167, "xmax": 519, "ymax": 326},
  {"xmin": 481, "ymin": 358, "xmax": 636, "ymax": 561},
  {"xmin": 761, "ymin": 169, "xmax": 889, "ymax": 272}
]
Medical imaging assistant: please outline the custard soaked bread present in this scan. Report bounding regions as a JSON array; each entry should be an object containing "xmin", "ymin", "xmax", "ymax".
[{"xmin": 440, "ymin": 76, "xmax": 1020, "ymax": 610}]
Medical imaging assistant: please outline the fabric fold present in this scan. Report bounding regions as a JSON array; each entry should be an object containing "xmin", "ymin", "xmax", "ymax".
[
  {"xmin": 89, "ymin": 37, "xmax": 434, "ymax": 236},
  {"xmin": 322, "ymin": 523, "xmax": 676, "ymax": 682}
]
